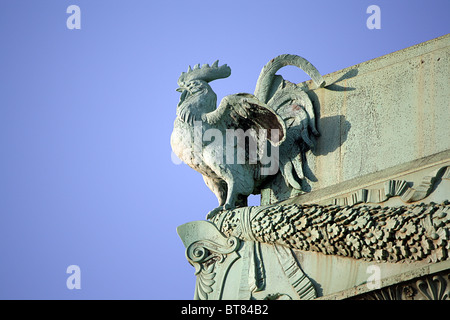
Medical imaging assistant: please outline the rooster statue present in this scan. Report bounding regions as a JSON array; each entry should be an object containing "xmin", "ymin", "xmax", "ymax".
[{"xmin": 171, "ymin": 54, "xmax": 325, "ymax": 219}]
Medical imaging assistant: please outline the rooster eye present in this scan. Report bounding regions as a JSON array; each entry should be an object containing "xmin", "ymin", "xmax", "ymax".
[{"xmin": 190, "ymin": 87, "xmax": 201, "ymax": 94}]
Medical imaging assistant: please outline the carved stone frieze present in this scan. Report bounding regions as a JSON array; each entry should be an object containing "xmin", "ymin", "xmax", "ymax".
[{"xmin": 211, "ymin": 201, "xmax": 450, "ymax": 263}]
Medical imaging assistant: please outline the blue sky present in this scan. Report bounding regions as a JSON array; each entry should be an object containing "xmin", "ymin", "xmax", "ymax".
[{"xmin": 0, "ymin": 0, "xmax": 448, "ymax": 299}]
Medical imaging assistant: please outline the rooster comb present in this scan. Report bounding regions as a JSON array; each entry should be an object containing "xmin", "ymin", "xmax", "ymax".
[{"xmin": 178, "ymin": 60, "xmax": 231, "ymax": 85}]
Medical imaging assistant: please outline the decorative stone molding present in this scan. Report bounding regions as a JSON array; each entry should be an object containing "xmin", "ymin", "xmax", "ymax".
[
  {"xmin": 178, "ymin": 220, "xmax": 317, "ymax": 300},
  {"xmin": 352, "ymin": 270, "xmax": 449, "ymax": 300},
  {"xmin": 272, "ymin": 244, "xmax": 317, "ymax": 300},
  {"xmin": 178, "ymin": 221, "xmax": 241, "ymax": 300},
  {"xmin": 330, "ymin": 166, "xmax": 450, "ymax": 206},
  {"xmin": 211, "ymin": 201, "xmax": 450, "ymax": 263}
]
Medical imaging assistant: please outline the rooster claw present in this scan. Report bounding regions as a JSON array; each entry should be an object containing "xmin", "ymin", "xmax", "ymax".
[
  {"xmin": 206, "ymin": 202, "xmax": 236, "ymax": 220},
  {"xmin": 206, "ymin": 206, "xmax": 225, "ymax": 220},
  {"xmin": 223, "ymin": 203, "xmax": 234, "ymax": 210}
]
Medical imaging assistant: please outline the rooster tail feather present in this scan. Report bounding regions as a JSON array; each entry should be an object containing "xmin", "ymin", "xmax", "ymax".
[
  {"xmin": 281, "ymin": 160, "xmax": 302, "ymax": 190},
  {"xmin": 254, "ymin": 54, "xmax": 325, "ymax": 104},
  {"xmin": 291, "ymin": 155, "xmax": 305, "ymax": 180},
  {"xmin": 280, "ymin": 145, "xmax": 306, "ymax": 190}
]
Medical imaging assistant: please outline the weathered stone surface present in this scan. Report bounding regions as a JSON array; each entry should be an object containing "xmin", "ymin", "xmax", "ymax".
[{"xmin": 261, "ymin": 34, "xmax": 450, "ymax": 205}]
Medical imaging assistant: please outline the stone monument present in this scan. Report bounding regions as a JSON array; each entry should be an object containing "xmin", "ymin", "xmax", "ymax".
[{"xmin": 172, "ymin": 34, "xmax": 450, "ymax": 300}]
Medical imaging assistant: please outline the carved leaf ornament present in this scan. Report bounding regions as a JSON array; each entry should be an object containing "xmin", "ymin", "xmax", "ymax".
[{"xmin": 213, "ymin": 202, "xmax": 450, "ymax": 263}]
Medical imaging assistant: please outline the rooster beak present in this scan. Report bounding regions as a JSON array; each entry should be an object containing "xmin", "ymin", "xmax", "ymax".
[{"xmin": 176, "ymin": 82, "xmax": 187, "ymax": 92}]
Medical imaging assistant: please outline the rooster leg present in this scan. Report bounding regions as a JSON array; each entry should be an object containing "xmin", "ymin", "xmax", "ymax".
[
  {"xmin": 223, "ymin": 183, "xmax": 238, "ymax": 211},
  {"xmin": 236, "ymin": 194, "xmax": 248, "ymax": 207},
  {"xmin": 223, "ymin": 172, "xmax": 255, "ymax": 210}
]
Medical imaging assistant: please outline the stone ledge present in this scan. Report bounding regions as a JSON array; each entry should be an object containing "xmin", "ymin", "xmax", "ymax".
[
  {"xmin": 279, "ymin": 150, "xmax": 450, "ymax": 206},
  {"xmin": 316, "ymin": 259, "xmax": 450, "ymax": 300}
]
